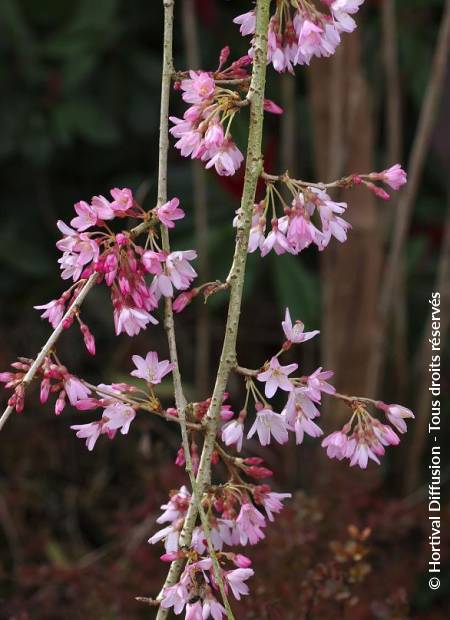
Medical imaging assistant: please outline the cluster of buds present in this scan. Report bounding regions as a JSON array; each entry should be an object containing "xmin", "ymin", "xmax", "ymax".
[
  {"xmin": 0, "ymin": 356, "xmax": 90, "ymax": 415},
  {"xmin": 235, "ymin": 0, "xmax": 365, "ymax": 72},
  {"xmin": 170, "ymin": 48, "xmax": 282, "ymax": 176},
  {"xmin": 35, "ymin": 189, "xmax": 197, "ymax": 337},
  {"xmin": 242, "ymin": 165, "xmax": 407, "ymax": 256}
]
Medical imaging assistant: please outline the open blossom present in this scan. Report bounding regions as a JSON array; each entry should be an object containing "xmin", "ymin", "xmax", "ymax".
[
  {"xmin": 181, "ymin": 71, "xmax": 215, "ymax": 104},
  {"xmin": 148, "ymin": 523, "xmax": 181, "ymax": 553},
  {"xmin": 261, "ymin": 219, "xmax": 292, "ymax": 256},
  {"xmin": 233, "ymin": 10, "xmax": 256, "ymax": 36},
  {"xmin": 282, "ymin": 388, "xmax": 323, "ymax": 445},
  {"xmin": 225, "ymin": 568, "xmax": 254, "ymax": 600},
  {"xmin": 204, "ymin": 140, "xmax": 244, "ymax": 176},
  {"xmin": 304, "ymin": 367, "xmax": 335, "ymax": 402},
  {"xmin": 153, "ymin": 250, "xmax": 197, "ymax": 297},
  {"xmin": 247, "ymin": 406, "xmax": 289, "ymax": 446},
  {"xmin": 322, "ymin": 430, "xmax": 354, "ymax": 461},
  {"xmin": 257, "ymin": 356, "xmax": 297, "ymax": 398},
  {"xmin": 157, "ymin": 486, "xmax": 191, "ymax": 524},
  {"xmin": 377, "ymin": 164, "xmax": 407, "ymax": 190},
  {"xmin": 156, "ymin": 197, "xmax": 185, "ymax": 228},
  {"xmin": 56, "ymin": 221, "xmax": 100, "ymax": 281},
  {"xmin": 101, "ymin": 402, "xmax": 136, "ymax": 435},
  {"xmin": 221, "ymin": 418, "xmax": 244, "ymax": 452},
  {"xmin": 64, "ymin": 376, "xmax": 90, "ymax": 405},
  {"xmin": 235, "ymin": 2, "xmax": 365, "ymax": 72},
  {"xmin": 378, "ymin": 402, "xmax": 415, "ymax": 433},
  {"xmin": 236, "ymin": 503, "xmax": 266, "ymax": 545},
  {"xmin": 70, "ymin": 421, "xmax": 102, "ymax": 451},
  {"xmin": 110, "ymin": 187, "xmax": 134, "ymax": 212},
  {"xmin": 113, "ymin": 305, "xmax": 158, "ymax": 337},
  {"xmin": 34, "ymin": 298, "xmax": 66, "ymax": 328},
  {"xmin": 130, "ymin": 351, "xmax": 173, "ymax": 384},
  {"xmin": 257, "ymin": 489, "xmax": 292, "ymax": 522},
  {"xmin": 70, "ymin": 200, "xmax": 98, "ymax": 231},
  {"xmin": 282, "ymin": 308, "xmax": 320, "ymax": 344}
]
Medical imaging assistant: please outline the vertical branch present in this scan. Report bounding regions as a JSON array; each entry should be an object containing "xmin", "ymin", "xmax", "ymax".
[
  {"xmin": 181, "ymin": 0, "xmax": 211, "ymax": 397},
  {"xmin": 153, "ymin": 2, "xmax": 234, "ymax": 616},
  {"xmin": 155, "ymin": 0, "xmax": 272, "ymax": 615},
  {"xmin": 369, "ymin": 0, "xmax": 450, "ymax": 392}
]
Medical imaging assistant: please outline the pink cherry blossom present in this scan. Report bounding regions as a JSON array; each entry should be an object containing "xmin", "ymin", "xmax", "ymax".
[
  {"xmin": 70, "ymin": 200, "xmax": 98, "ymax": 231},
  {"xmin": 64, "ymin": 376, "xmax": 91, "ymax": 405},
  {"xmin": 225, "ymin": 567, "xmax": 254, "ymax": 600},
  {"xmin": 34, "ymin": 298, "xmax": 66, "ymax": 328},
  {"xmin": 102, "ymin": 402, "xmax": 136, "ymax": 435},
  {"xmin": 130, "ymin": 351, "xmax": 173, "ymax": 384},
  {"xmin": 257, "ymin": 356, "xmax": 298, "ymax": 398},
  {"xmin": 247, "ymin": 406, "xmax": 289, "ymax": 446},
  {"xmin": 202, "ymin": 596, "xmax": 226, "ymax": 620},
  {"xmin": 221, "ymin": 419, "xmax": 244, "ymax": 452},
  {"xmin": 156, "ymin": 197, "xmax": 185, "ymax": 228},
  {"xmin": 185, "ymin": 602, "xmax": 203, "ymax": 620},
  {"xmin": 304, "ymin": 367, "xmax": 335, "ymax": 401},
  {"xmin": 282, "ymin": 308, "xmax": 320, "ymax": 344},
  {"xmin": 261, "ymin": 219, "xmax": 291, "ymax": 256},
  {"xmin": 321, "ymin": 430, "xmax": 354, "ymax": 460},
  {"xmin": 204, "ymin": 140, "xmax": 244, "ymax": 176},
  {"xmin": 113, "ymin": 305, "xmax": 158, "ymax": 336},
  {"xmin": 233, "ymin": 10, "xmax": 256, "ymax": 36},
  {"xmin": 91, "ymin": 194, "xmax": 115, "ymax": 220},
  {"xmin": 378, "ymin": 402, "xmax": 415, "ymax": 433},
  {"xmin": 236, "ymin": 503, "xmax": 266, "ymax": 545},
  {"xmin": 181, "ymin": 71, "xmax": 215, "ymax": 104},
  {"xmin": 141, "ymin": 250, "xmax": 165, "ymax": 275},
  {"xmin": 378, "ymin": 164, "xmax": 407, "ymax": 190},
  {"xmin": 110, "ymin": 187, "xmax": 134, "ymax": 212},
  {"xmin": 70, "ymin": 421, "xmax": 102, "ymax": 451},
  {"xmin": 258, "ymin": 490, "xmax": 292, "ymax": 522}
]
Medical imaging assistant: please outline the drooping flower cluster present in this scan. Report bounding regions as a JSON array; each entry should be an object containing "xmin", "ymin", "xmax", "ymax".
[
  {"xmin": 170, "ymin": 49, "xmax": 282, "ymax": 176},
  {"xmin": 235, "ymin": 0, "xmax": 365, "ymax": 72},
  {"xmin": 240, "ymin": 165, "xmax": 407, "ymax": 257},
  {"xmin": 150, "ymin": 479, "xmax": 290, "ymax": 618},
  {"xmin": 218, "ymin": 309, "xmax": 414, "ymax": 469},
  {"xmin": 70, "ymin": 351, "xmax": 173, "ymax": 450},
  {"xmin": 34, "ymin": 189, "xmax": 197, "ymax": 338}
]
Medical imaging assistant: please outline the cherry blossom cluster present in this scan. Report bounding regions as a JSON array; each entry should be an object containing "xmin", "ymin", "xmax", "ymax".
[
  {"xmin": 220, "ymin": 309, "xmax": 414, "ymax": 469},
  {"xmin": 234, "ymin": 0, "xmax": 365, "ymax": 72},
  {"xmin": 35, "ymin": 189, "xmax": 196, "ymax": 339},
  {"xmin": 170, "ymin": 49, "xmax": 282, "ymax": 176},
  {"xmin": 150, "ymin": 476, "xmax": 290, "ymax": 617},
  {"xmin": 242, "ymin": 165, "xmax": 407, "ymax": 256}
]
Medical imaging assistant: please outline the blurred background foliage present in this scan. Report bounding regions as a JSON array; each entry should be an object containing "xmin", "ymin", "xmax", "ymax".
[{"xmin": 0, "ymin": 0, "xmax": 449, "ymax": 618}]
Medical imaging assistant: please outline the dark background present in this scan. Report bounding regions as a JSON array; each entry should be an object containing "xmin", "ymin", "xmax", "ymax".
[{"xmin": 0, "ymin": 0, "xmax": 449, "ymax": 618}]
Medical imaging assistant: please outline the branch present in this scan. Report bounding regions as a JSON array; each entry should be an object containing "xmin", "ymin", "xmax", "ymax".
[
  {"xmin": 155, "ymin": 0, "xmax": 272, "ymax": 616},
  {"xmin": 0, "ymin": 273, "xmax": 98, "ymax": 431},
  {"xmin": 0, "ymin": 213, "xmax": 158, "ymax": 432}
]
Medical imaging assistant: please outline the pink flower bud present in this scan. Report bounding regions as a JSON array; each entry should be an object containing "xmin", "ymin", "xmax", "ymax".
[
  {"xmin": 233, "ymin": 554, "xmax": 253, "ymax": 568},
  {"xmin": 244, "ymin": 465, "xmax": 273, "ymax": 479},
  {"xmin": 55, "ymin": 391, "xmax": 66, "ymax": 415},
  {"xmin": 81, "ymin": 324, "xmax": 96, "ymax": 356},
  {"xmin": 40, "ymin": 378, "xmax": 51, "ymax": 404},
  {"xmin": 263, "ymin": 99, "xmax": 283, "ymax": 114}
]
